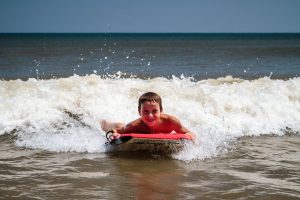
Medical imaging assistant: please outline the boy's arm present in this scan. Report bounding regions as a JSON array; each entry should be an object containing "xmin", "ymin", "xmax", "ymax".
[
  {"xmin": 170, "ymin": 116, "xmax": 196, "ymax": 140},
  {"xmin": 114, "ymin": 119, "xmax": 141, "ymax": 134},
  {"xmin": 177, "ymin": 125, "xmax": 196, "ymax": 140}
]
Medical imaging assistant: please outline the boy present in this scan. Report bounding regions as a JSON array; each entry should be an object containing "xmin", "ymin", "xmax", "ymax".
[{"xmin": 101, "ymin": 92, "xmax": 196, "ymax": 141}]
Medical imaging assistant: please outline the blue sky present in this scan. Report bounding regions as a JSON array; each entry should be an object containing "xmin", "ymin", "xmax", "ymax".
[{"xmin": 0, "ymin": 0, "xmax": 299, "ymax": 33}]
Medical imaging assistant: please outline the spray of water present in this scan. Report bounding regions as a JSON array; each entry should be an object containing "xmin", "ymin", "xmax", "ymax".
[{"xmin": 1, "ymin": 74, "xmax": 299, "ymax": 160}]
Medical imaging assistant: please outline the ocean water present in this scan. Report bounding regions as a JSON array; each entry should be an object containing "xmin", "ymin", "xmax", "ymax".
[
  {"xmin": 1, "ymin": 33, "xmax": 300, "ymax": 80},
  {"xmin": 0, "ymin": 33, "xmax": 300, "ymax": 199}
]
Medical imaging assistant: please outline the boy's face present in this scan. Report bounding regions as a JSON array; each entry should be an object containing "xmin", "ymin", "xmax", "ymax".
[{"xmin": 139, "ymin": 101, "xmax": 161, "ymax": 128}]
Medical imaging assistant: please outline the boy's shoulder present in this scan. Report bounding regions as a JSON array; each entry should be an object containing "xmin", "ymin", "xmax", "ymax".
[
  {"xmin": 160, "ymin": 114, "xmax": 181, "ymax": 124},
  {"xmin": 123, "ymin": 118, "xmax": 149, "ymax": 133},
  {"xmin": 126, "ymin": 118, "xmax": 143, "ymax": 127},
  {"xmin": 160, "ymin": 114, "xmax": 185, "ymax": 132}
]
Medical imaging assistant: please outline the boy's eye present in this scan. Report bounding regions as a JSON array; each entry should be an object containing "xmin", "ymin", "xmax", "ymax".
[
  {"xmin": 142, "ymin": 110, "xmax": 158, "ymax": 115},
  {"xmin": 143, "ymin": 111, "xmax": 149, "ymax": 115}
]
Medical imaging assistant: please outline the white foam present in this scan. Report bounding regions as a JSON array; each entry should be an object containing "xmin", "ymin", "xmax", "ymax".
[{"xmin": 1, "ymin": 74, "xmax": 299, "ymax": 160}]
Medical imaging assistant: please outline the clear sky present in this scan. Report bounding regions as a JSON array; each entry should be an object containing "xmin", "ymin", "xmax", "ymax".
[{"xmin": 0, "ymin": 0, "xmax": 299, "ymax": 33}]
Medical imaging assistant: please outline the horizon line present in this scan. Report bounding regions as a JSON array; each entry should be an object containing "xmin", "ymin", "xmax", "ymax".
[{"xmin": 1, "ymin": 32, "xmax": 300, "ymax": 35}]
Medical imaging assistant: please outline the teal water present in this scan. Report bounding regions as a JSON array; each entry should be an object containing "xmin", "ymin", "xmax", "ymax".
[{"xmin": 1, "ymin": 33, "xmax": 299, "ymax": 80}]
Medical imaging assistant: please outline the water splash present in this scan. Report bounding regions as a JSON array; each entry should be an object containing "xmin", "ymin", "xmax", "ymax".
[{"xmin": 0, "ymin": 74, "xmax": 299, "ymax": 160}]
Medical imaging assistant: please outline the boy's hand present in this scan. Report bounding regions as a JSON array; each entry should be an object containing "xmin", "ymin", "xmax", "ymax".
[
  {"xmin": 186, "ymin": 132, "xmax": 196, "ymax": 142},
  {"xmin": 112, "ymin": 132, "xmax": 120, "ymax": 139},
  {"xmin": 106, "ymin": 130, "xmax": 120, "ymax": 142}
]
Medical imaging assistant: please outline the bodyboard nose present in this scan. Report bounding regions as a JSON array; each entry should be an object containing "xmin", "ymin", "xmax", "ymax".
[{"xmin": 110, "ymin": 136, "xmax": 133, "ymax": 145}]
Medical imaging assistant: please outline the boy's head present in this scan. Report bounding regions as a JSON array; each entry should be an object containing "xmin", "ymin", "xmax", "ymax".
[{"xmin": 138, "ymin": 92, "xmax": 163, "ymax": 113}]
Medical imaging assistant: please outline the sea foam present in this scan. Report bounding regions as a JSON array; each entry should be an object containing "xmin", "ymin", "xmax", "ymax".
[{"xmin": 0, "ymin": 74, "xmax": 299, "ymax": 160}]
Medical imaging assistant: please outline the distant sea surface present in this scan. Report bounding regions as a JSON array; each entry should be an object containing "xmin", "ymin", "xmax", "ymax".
[
  {"xmin": 0, "ymin": 33, "xmax": 300, "ymax": 199},
  {"xmin": 1, "ymin": 33, "xmax": 300, "ymax": 80}
]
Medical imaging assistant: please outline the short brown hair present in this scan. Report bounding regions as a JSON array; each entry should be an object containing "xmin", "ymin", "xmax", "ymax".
[{"xmin": 138, "ymin": 92, "xmax": 163, "ymax": 112}]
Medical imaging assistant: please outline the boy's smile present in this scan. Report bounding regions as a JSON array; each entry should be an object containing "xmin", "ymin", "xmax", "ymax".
[{"xmin": 139, "ymin": 101, "xmax": 161, "ymax": 128}]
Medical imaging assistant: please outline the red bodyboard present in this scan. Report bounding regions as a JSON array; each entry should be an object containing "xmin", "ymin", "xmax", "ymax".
[{"xmin": 119, "ymin": 133, "xmax": 192, "ymax": 140}]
